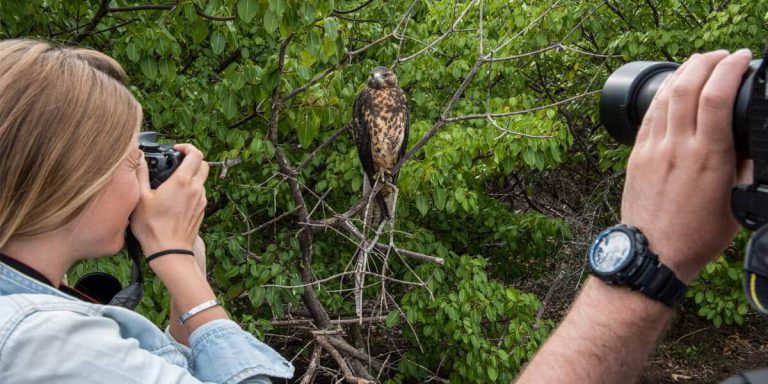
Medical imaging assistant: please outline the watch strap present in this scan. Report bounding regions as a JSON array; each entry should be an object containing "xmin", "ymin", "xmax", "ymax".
[{"xmin": 635, "ymin": 258, "xmax": 688, "ymax": 307}]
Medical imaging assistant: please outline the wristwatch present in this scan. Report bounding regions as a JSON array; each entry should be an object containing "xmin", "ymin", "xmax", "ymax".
[{"xmin": 588, "ymin": 224, "xmax": 688, "ymax": 307}]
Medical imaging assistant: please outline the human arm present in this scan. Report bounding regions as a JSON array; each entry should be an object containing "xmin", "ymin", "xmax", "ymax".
[
  {"xmin": 516, "ymin": 49, "xmax": 754, "ymax": 383},
  {"xmin": 130, "ymin": 144, "xmax": 228, "ymax": 337},
  {"xmin": 129, "ymin": 144, "xmax": 292, "ymax": 382}
]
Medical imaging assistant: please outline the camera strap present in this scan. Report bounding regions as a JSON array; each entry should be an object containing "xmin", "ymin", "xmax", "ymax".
[{"xmin": 74, "ymin": 229, "xmax": 144, "ymax": 309}]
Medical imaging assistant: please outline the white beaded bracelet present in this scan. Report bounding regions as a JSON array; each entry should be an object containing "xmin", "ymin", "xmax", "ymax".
[{"xmin": 178, "ymin": 299, "xmax": 220, "ymax": 325}]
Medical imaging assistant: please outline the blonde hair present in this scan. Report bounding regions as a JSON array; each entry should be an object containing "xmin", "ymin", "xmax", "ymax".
[{"xmin": 0, "ymin": 39, "xmax": 142, "ymax": 249}]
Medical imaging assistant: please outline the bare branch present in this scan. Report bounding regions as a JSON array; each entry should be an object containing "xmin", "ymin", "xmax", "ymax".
[
  {"xmin": 241, "ymin": 204, "xmax": 303, "ymax": 236},
  {"xmin": 327, "ymin": 336, "xmax": 386, "ymax": 371},
  {"xmin": 298, "ymin": 124, "xmax": 352, "ymax": 171},
  {"xmin": 298, "ymin": 343, "xmax": 323, "ymax": 384},
  {"xmin": 315, "ymin": 335, "xmax": 372, "ymax": 384},
  {"xmin": 208, "ymin": 156, "xmax": 242, "ymax": 179},
  {"xmin": 333, "ymin": 0, "xmax": 376, "ymax": 15},
  {"xmin": 395, "ymin": 0, "xmax": 478, "ymax": 64},
  {"xmin": 443, "ymin": 90, "xmax": 601, "ymax": 123},
  {"xmin": 193, "ymin": 4, "xmax": 236, "ymax": 21},
  {"xmin": 71, "ymin": 0, "xmax": 111, "ymax": 44},
  {"xmin": 272, "ymin": 315, "xmax": 389, "ymax": 327},
  {"xmin": 107, "ymin": 3, "xmax": 175, "ymax": 13},
  {"xmin": 284, "ymin": 66, "xmax": 337, "ymax": 101},
  {"xmin": 344, "ymin": 0, "xmax": 418, "ymax": 61}
]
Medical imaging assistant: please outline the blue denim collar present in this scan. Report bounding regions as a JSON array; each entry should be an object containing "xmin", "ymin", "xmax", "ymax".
[{"xmin": 0, "ymin": 261, "xmax": 77, "ymax": 300}]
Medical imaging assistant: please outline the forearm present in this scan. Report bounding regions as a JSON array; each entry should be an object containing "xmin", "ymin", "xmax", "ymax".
[
  {"xmin": 516, "ymin": 278, "xmax": 673, "ymax": 384},
  {"xmin": 151, "ymin": 255, "xmax": 228, "ymax": 341}
]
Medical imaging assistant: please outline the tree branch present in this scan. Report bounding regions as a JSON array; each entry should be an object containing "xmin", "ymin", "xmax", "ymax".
[{"xmin": 71, "ymin": 0, "xmax": 111, "ymax": 44}]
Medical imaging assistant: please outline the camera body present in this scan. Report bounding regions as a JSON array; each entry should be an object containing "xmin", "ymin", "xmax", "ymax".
[{"xmin": 138, "ymin": 132, "xmax": 183, "ymax": 189}]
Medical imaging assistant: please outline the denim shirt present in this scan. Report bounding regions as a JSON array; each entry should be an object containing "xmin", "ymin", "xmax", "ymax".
[{"xmin": 0, "ymin": 261, "xmax": 294, "ymax": 383}]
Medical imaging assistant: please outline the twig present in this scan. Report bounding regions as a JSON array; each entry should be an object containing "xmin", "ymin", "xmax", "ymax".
[
  {"xmin": 298, "ymin": 124, "xmax": 352, "ymax": 171},
  {"xmin": 299, "ymin": 343, "xmax": 323, "ymax": 384},
  {"xmin": 333, "ymin": 0, "xmax": 376, "ymax": 15},
  {"xmin": 395, "ymin": 0, "xmax": 478, "ymax": 64},
  {"xmin": 107, "ymin": 3, "xmax": 175, "ymax": 13},
  {"xmin": 676, "ymin": 327, "xmax": 710, "ymax": 343},
  {"xmin": 315, "ymin": 335, "xmax": 372, "ymax": 384},
  {"xmin": 193, "ymin": 4, "xmax": 235, "ymax": 21},
  {"xmin": 208, "ymin": 156, "xmax": 242, "ymax": 178},
  {"xmin": 272, "ymin": 315, "xmax": 389, "ymax": 327},
  {"xmin": 71, "ymin": 0, "xmax": 110, "ymax": 43},
  {"xmin": 241, "ymin": 205, "xmax": 302, "ymax": 236},
  {"xmin": 443, "ymin": 90, "xmax": 601, "ymax": 123}
]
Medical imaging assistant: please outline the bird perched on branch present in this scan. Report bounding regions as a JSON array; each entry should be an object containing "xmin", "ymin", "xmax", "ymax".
[{"xmin": 352, "ymin": 66, "xmax": 410, "ymax": 230}]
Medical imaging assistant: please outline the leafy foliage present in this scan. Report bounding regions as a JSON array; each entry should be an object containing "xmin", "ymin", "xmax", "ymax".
[{"xmin": 688, "ymin": 231, "xmax": 751, "ymax": 328}]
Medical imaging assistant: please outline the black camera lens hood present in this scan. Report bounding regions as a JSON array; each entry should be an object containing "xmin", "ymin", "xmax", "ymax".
[{"xmin": 600, "ymin": 61, "xmax": 680, "ymax": 145}]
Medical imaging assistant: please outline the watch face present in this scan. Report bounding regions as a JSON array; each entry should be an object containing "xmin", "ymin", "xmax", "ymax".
[{"xmin": 590, "ymin": 230, "xmax": 633, "ymax": 274}]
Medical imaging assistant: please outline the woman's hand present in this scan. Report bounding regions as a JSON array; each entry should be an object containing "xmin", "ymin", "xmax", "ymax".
[
  {"xmin": 130, "ymin": 144, "xmax": 209, "ymax": 258},
  {"xmin": 621, "ymin": 49, "xmax": 753, "ymax": 283}
]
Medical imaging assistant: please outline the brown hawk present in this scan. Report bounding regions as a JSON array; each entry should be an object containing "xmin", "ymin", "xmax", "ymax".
[{"xmin": 352, "ymin": 66, "xmax": 410, "ymax": 229}]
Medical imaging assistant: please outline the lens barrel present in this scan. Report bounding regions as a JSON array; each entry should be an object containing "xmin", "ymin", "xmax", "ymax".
[
  {"xmin": 600, "ymin": 59, "xmax": 764, "ymax": 153},
  {"xmin": 599, "ymin": 62, "xmax": 679, "ymax": 145}
]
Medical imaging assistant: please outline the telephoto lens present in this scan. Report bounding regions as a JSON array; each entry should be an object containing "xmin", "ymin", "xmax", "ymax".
[{"xmin": 599, "ymin": 59, "xmax": 765, "ymax": 153}]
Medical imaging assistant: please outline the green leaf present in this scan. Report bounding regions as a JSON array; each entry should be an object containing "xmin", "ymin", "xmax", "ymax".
[
  {"xmin": 307, "ymin": 30, "xmax": 321, "ymax": 56},
  {"xmin": 191, "ymin": 20, "xmax": 209, "ymax": 44},
  {"xmin": 158, "ymin": 59, "xmax": 175, "ymax": 79},
  {"xmin": 433, "ymin": 188, "xmax": 447, "ymax": 210},
  {"xmin": 237, "ymin": 0, "xmax": 259, "ymax": 23},
  {"xmin": 488, "ymin": 366, "xmax": 499, "ymax": 381},
  {"xmin": 264, "ymin": 10, "xmax": 279, "ymax": 34},
  {"xmin": 221, "ymin": 92, "xmax": 240, "ymax": 119},
  {"xmin": 301, "ymin": 3, "xmax": 315, "ymax": 25},
  {"xmin": 415, "ymin": 194, "xmax": 428, "ymax": 216},
  {"xmin": 297, "ymin": 115, "xmax": 318, "ymax": 148},
  {"xmin": 269, "ymin": 0, "xmax": 287, "ymax": 15},
  {"xmin": 125, "ymin": 43, "xmax": 140, "ymax": 62},
  {"xmin": 385, "ymin": 310, "xmax": 399, "ymax": 327},
  {"xmin": 139, "ymin": 57, "xmax": 157, "ymax": 80},
  {"xmin": 324, "ymin": 18, "xmax": 338, "ymax": 40},
  {"xmin": 248, "ymin": 287, "xmax": 266, "ymax": 308},
  {"xmin": 211, "ymin": 31, "xmax": 226, "ymax": 55}
]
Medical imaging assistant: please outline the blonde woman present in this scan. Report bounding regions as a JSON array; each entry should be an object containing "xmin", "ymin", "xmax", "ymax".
[{"xmin": 0, "ymin": 39, "xmax": 293, "ymax": 383}]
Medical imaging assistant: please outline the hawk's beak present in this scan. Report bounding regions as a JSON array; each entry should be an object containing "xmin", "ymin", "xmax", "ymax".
[{"xmin": 373, "ymin": 72, "xmax": 383, "ymax": 85}]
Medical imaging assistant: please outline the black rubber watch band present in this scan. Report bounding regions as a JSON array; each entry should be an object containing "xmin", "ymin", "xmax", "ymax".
[{"xmin": 638, "ymin": 261, "xmax": 688, "ymax": 307}]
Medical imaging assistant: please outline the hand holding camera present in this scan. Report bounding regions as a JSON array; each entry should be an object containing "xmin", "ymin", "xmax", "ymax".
[
  {"xmin": 618, "ymin": 50, "xmax": 753, "ymax": 283},
  {"xmin": 129, "ymin": 141, "xmax": 210, "ymax": 261}
]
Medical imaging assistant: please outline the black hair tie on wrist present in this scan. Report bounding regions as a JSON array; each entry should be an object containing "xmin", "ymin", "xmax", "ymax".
[{"xmin": 146, "ymin": 249, "xmax": 195, "ymax": 263}]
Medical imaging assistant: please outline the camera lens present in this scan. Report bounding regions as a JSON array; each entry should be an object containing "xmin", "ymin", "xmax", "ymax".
[
  {"xmin": 600, "ymin": 59, "xmax": 764, "ymax": 153},
  {"xmin": 599, "ymin": 62, "xmax": 679, "ymax": 145}
]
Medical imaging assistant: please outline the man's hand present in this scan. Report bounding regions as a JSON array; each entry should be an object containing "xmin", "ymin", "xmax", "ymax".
[{"xmin": 622, "ymin": 49, "xmax": 753, "ymax": 283}]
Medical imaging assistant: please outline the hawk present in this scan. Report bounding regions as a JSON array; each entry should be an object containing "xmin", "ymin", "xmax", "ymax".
[{"xmin": 352, "ymin": 66, "xmax": 410, "ymax": 229}]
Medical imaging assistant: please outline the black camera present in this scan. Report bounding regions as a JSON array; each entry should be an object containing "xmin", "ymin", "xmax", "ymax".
[{"xmin": 138, "ymin": 131, "xmax": 184, "ymax": 189}]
